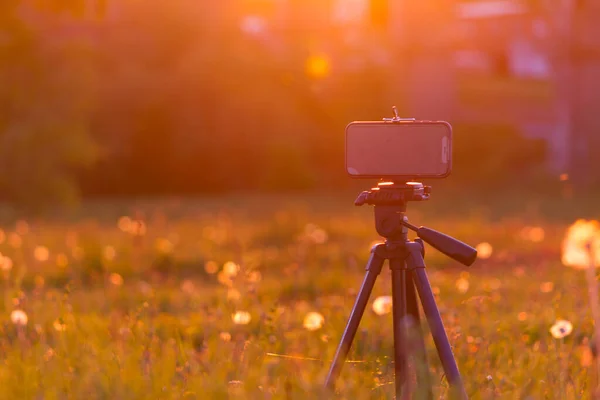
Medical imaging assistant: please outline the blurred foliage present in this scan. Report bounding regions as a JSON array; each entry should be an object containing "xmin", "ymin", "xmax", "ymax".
[
  {"xmin": 0, "ymin": 0, "xmax": 99, "ymax": 211},
  {"xmin": 452, "ymin": 123, "xmax": 547, "ymax": 187},
  {"xmin": 0, "ymin": 1, "xmax": 587, "ymax": 211}
]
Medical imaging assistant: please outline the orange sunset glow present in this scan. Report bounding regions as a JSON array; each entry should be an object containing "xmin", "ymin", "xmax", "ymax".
[{"xmin": 1, "ymin": 0, "xmax": 600, "ymax": 398}]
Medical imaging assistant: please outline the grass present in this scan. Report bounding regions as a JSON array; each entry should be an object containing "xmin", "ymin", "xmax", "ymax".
[{"xmin": 0, "ymin": 192, "xmax": 596, "ymax": 399}]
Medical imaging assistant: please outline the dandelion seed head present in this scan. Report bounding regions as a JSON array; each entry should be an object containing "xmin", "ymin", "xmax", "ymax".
[
  {"xmin": 372, "ymin": 296, "xmax": 392, "ymax": 316},
  {"xmin": 562, "ymin": 219, "xmax": 600, "ymax": 269},
  {"xmin": 10, "ymin": 309, "xmax": 28, "ymax": 326},
  {"xmin": 303, "ymin": 311, "xmax": 325, "ymax": 331},
  {"xmin": 550, "ymin": 319, "xmax": 573, "ymax": 339},
  {"xmin": 232, "ymin": 311, "xmax": 251, "ymax": 325}
]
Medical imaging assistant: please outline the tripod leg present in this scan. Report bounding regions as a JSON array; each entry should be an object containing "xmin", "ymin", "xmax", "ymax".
[
  {"xmin": 389, "ymin": 258, "xmax": 409, "ymax": 400},
  {"xmin": 412, "ymin": 266, "xmax": 468, "ymax": 400},
  {"xmin": 406, "ymin": 274, "xmax": 434, "ymax": 400},
  {"xmin": 325, "ymin": 246, "xmax": 386, "ymax": 390}
]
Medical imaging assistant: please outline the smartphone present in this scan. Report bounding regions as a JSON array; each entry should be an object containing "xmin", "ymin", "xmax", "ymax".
[{"xmin": 345, "ymin": 120, "xmax": 452, "ymax": 180}]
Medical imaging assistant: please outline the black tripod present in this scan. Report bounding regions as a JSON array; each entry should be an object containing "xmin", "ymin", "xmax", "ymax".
[{"xmin": 325, "ymin": 182, "xmax": 477, "ymax": 399}]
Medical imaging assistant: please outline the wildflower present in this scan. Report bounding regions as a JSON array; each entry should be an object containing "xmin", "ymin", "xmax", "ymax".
[
  {"xmin": 476, "ymin": 242, "xmax": 493, "ymax": 259},
  {"xmin": 10, "ymin": 309, "xmax": 28, "ymax": 326},
  {"xmin": 372, "ymin": 296, "xmax": 393, "ymax": 316},
  {"xmin": 550, "ymin": 320, "xmax": 573, "ymax": 339},
  {"xmin": 34, "ymin": 246, "xmax": 50, "ymax": 262},
  {"xmin": 232, "ymin": 311, "xmax": 251, "ymax": 325},
  {"xmin": 303, "ymin": 312, "xmax": 325, "ymax": 331}
]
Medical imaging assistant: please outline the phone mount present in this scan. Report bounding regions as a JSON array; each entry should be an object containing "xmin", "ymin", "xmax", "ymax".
[
  {"xmin": 382, "ymin": 105, "xmax": 416, "ymax": 123},
  {"xmin": 325, "ymin": 109, "xmax": 477, "ymax": 399}
]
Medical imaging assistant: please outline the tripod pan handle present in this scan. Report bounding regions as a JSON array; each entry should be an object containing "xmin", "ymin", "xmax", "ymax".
[{"xmin": 416, "ymin": 227, "xmax": 478, "ymax": 266}]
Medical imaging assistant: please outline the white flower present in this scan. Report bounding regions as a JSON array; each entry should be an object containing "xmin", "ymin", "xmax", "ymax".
[
  {"xmin": 232, "ymin": 311, "xmax": 251, "ymax": 325},
  {"xmin": 550, "ymin": 320, "xmax": 573, "ymax": 339},
  {"xmin": 562, "ymin": 220, "xmax": 600, "ymax": 269},
  {"xmin": 303, "ymin": 312, "xmax": 325, "ymax": 331},
  {"xmin": 10, "ymin": 309, "xmax": 28, "ymax": 326},
  {"xmin": 372, "ymin": 296, "xmax": 392, "ymax": 316}
]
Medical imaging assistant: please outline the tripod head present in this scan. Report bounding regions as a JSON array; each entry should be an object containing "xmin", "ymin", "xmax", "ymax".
[{"xmin": 356, "ymin": 181, "xmax": 477, "ymax": 267}]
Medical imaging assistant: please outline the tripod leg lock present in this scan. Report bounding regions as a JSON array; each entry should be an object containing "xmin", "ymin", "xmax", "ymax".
[{"xmin": 406, "ymin": 241, "xmax": 426, "ymax": 270}]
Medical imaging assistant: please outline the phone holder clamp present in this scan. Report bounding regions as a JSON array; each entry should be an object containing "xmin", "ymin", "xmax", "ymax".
[{"xmin": 383, "ymin": 106, "xmax": 416, "ymax": 123}]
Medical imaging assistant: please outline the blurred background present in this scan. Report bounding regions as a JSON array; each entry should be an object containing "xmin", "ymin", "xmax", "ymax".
[{"xmin": 1, "ymin": 0, "xmax": 598, "ymax": 212}]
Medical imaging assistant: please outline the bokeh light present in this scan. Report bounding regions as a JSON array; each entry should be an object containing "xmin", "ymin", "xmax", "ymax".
[
  {"xmin": 476, "ymin": 242, "xmax": 493, "ymax": 259},
  {"xmin": 305, "ymin": 55, "xmax": 330, "ymax": 79}
]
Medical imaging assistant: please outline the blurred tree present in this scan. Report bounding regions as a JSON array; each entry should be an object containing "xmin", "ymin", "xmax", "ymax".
[{"xmin": 0, "ymin": 0, "xmax": 99, "ymax": 212}]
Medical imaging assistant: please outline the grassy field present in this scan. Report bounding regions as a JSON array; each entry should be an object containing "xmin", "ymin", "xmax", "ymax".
[{"xmin": 0, "ymin": 191, "xmax": 597, "ymax": 399}]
